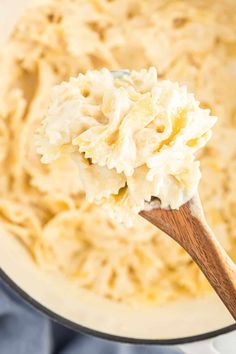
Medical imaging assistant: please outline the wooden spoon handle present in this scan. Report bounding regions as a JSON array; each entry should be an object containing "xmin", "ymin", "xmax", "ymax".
[
  {"xmin": 141, "ymin": 196, "xmax": 236, "ymax": 320},
  {"xmin": 182, "ymin": 216, "xmax": 236, "ymax": 320}
]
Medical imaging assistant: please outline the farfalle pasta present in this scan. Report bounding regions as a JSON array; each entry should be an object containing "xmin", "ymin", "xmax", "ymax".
[
  {"xmin": 36, "ymin": 68, "xmax": 217, "ymax": 225},
  {"xmin": 0, "ymin": 0, "xmax": 235, "ymax": 305}
]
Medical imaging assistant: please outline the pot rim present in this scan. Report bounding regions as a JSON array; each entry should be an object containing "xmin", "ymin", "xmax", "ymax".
[{"xmin": 1, "ymin": 269, "xmax": 235, "ymax": 345}]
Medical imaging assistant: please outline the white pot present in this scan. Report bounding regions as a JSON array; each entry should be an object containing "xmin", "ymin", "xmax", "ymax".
[{"xmin": 0, "ymin": 1, "xmax": 235, "ymax": 352}]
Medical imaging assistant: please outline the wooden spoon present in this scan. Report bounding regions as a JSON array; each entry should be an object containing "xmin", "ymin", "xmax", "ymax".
[{"xmin": 140, "ymin": 194, "xmax": 236, "ymax": 320}]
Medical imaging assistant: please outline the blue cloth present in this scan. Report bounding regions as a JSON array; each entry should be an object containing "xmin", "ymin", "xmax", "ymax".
[{"xmin": 0, "ymin": 279, "xmax": 183, "ymax": 354}]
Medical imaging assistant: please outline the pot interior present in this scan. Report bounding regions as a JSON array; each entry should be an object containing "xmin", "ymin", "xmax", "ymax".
[
  {"xmin": 0, "ymin": 231, "xmax": 234, "ymax": 341},
  {"xmin": 0, "ymin": 0, "xmax": 235, "ymax": 344}
]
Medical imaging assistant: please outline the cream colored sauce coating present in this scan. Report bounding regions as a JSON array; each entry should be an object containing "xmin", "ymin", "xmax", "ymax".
[
  {"xmin": 0, "ymin": 0, "xmax": 235, "ymax": 306},
  {"xmin": 37, "ymin": 68, "xmax": 216, "ymax": 225}
]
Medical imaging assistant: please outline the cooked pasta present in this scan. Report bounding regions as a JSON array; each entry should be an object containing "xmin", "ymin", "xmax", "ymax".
[
  {"xmin": 36, "ymin": 68, "xmax": 217, "ymax": 225},
  {"xmin": 0, "ymin": 0, "xmax": 236, "ymax": 305}
]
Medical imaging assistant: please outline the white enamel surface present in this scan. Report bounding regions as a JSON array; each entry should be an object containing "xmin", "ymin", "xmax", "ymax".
[
  {"xmin": 0, "ymin": 231, "xmax": 234, "ymax": 339},
  {"xmin": 178, "ymin": 339, "xmax": 220, "ymax": 354},
  {"xmin": 178, "ymin": 331, "xmax": 236, "ymax": 354},
  {"xmin": 0, "ymin": 0, "xmax": 235, "ymax": 343}
]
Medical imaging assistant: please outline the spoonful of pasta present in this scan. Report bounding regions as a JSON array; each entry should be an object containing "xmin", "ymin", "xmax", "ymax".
[{"xmin": 35, "ymin": 67, "xmax": 236, "ymax": 319}]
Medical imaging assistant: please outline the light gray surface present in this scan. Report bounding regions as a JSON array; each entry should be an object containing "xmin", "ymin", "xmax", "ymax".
[{"xmin": 0, "ymin": 280, "xmax": 182, "ymax": 354}]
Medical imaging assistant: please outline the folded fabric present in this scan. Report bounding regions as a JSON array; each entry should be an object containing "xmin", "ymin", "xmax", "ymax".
[{"xmin": 0, "ymin": 279, "xmax": 182, "ymax": 354}]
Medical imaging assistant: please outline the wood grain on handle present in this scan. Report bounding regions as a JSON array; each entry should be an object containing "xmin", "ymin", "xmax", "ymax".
[{"xmin": 140, "ymin": 195, "xmax": 236, "ymax": 320}]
